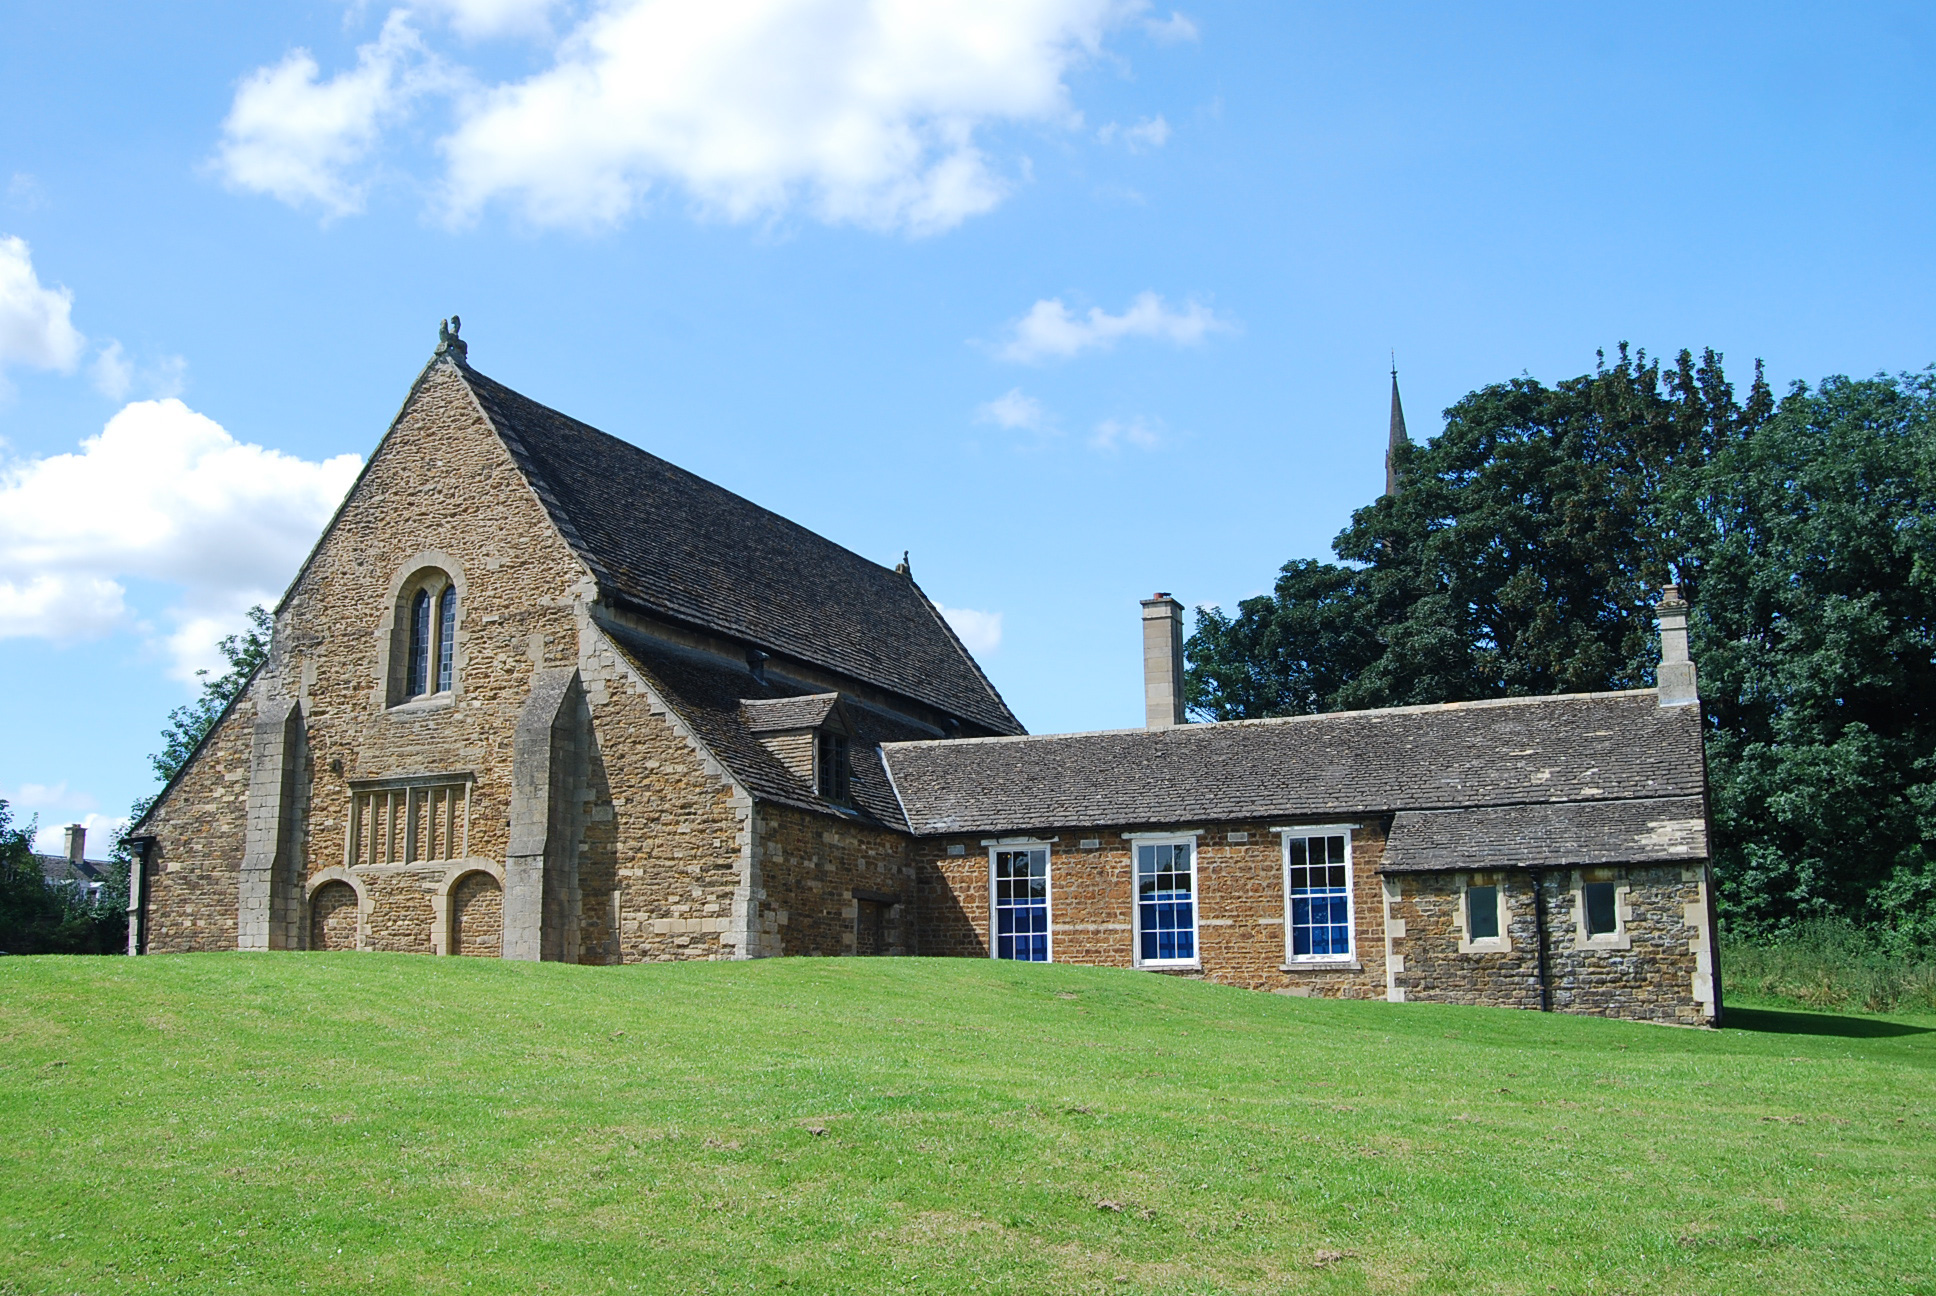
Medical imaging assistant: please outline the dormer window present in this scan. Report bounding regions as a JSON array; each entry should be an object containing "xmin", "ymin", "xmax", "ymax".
[
  {"xmin": 739, "ymin": 692, "xmax": 854, "ymax": 805},
  {"xmin": 817, "ymin": 730, "xmax": 851, "ymax": 803}
]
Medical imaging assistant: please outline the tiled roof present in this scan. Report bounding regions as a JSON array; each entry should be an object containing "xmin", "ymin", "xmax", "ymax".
[
  {"xmin": 458, "ymin": 362, "xmax": 1021, "ymax": 736},
  {"xmin": 741, "ymin": 694, "xmax": 841, "ymax": 733},
  {"xmin": 880, "ymin": 691, "xmax": 1705, "ymax": 837},
  {"xmin": 36, "ymin": 854, "xmax": 109, "ymax": 886},
  {"xmin": 1381, "ymin": 797, "xmax": 1708, "ymax": 872},
  {"xmin": 600, "ymin": 622, "xmax": 924, "ymax": 830}
]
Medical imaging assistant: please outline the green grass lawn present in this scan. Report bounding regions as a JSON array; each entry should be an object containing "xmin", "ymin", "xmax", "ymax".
[{"xmin": 3, "ymin": 956, "xmax": 1932, "ymax": 1295}]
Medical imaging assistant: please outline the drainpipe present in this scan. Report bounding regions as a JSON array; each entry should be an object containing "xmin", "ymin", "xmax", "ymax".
[{"xmin": 1529, "ymin": 867, "xmax": 1551, "ymax": 1012}]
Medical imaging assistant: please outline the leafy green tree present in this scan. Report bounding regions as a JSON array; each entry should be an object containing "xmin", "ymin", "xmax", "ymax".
[
  {"xmin": 101, "ymin": 606, "xmax": 274, "ymax": 951},
  {"xmin": 0, "ymin": 800, "xmax": 124, "ymax": 955},
  {"xmin": 1187, "ymin": 349, "xmax": 1936, "ymax": 942},
  {"xmin": 1684, "ymin": 372, "xmax": 1936, "ymax": 942}
]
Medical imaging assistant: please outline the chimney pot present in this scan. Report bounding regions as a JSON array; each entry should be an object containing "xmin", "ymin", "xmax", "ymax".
[{"xmin": 1139, "ymin": 594, "xmax": 1187, "ymax": 730}]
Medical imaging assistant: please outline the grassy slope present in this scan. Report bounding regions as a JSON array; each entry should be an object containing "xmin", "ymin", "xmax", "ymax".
[{"xmin": 2, "ymin": 956, "xmax": 1932, "ymax": 1296}]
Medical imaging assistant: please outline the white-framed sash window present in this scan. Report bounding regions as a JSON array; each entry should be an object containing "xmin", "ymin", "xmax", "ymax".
[
  {"xmin": 1133, "ymin": 836, "xmax": 1199, "ymax": 966},
  {"xmin": 1281, "ymin": 827, "xmax": 1355, "ymax": 963},
  {"xmin": 990, "ymin": 845, "xmax": 1052, "ymax": 962}
]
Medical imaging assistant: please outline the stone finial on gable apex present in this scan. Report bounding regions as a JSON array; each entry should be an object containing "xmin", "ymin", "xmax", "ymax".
[
  {"xmin": 895, "ymin": 550, "xmax": 911, "ymax": 578},
  {"xmin": 435, "ymin": 315, "xmax": 468, "ymax": 365}
]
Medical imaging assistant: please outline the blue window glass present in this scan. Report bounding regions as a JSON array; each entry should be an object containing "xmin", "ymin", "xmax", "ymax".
[
  {"xmin": 993, "ymin": 848, "xmax": 1050, "ymax": 961},
  {"xmin": 1287, "ymin": 834, "xmax": 1351, "ymax": 957},
  {"xmin": 407, "ymin": 589, "xmax": 432, "ymax": 698},
  {"xmin": 437, "ymin": 586, "xmax": 457, "ymax": 693},
  {"xmin": 1137, "ymin": 841, "xmax": 1195, "ymax": 962}
]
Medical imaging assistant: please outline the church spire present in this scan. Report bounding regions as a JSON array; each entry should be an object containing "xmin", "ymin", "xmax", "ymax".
[{"xmin": 1385, "ymin": 358, "xmax": 1410, "ymax": 497}]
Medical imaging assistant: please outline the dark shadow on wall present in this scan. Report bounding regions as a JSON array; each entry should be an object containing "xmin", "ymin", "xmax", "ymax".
[{"xmin": 1724, "ymin": 1006, "xmax": 1933, "ymax": 1039}]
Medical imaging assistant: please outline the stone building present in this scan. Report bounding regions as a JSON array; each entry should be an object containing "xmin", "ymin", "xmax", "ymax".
[
  {"xmin": 37, "ymin": 823, "xmax": 113, "ymax": 900},
  {"xmin": 130, "ymin": 327, "xmax": 1719, "ymax": 1025}
]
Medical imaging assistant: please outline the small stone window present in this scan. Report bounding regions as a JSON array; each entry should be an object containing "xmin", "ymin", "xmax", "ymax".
[
  {"xmin": 350, "ymin": 777, "xmax": 471, "ymax": 867},
  {"xmin": 1466, "ymin": 885, "xmax": 1500, "ymax": 940},
  {"xmin": 1583, "ymin": 882, "xmax": 1618, "ymax": 936},
  {"xmin": 1571, "ymin": 872, "xmax": 1631, "ymax": 950},
  {"xmin": 817, "ymin": 730, "xmax": 851, "ymax": 803}
]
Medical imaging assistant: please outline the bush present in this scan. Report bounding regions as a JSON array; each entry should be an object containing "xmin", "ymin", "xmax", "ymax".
[{"xmin": 1721, "ymin": 920, "xmax": 1936, "ymax": 1015}]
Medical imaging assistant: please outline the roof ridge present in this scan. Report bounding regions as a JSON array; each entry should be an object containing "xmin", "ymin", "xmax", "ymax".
[{"xmin": 882, "ymin": 687, "xmax": 1661, "ymax": 751}]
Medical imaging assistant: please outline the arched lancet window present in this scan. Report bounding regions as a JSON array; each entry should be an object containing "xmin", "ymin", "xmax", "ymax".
[
  {"xmin": 437, "ymin": 586, "xmax": 457, "ymax": 694},
  {"xmin": 391, "ymin": 565, "xmax": 461, "ymax": 707},
  {"xmin": 408, "ymin": 588, "xmax": 433, "ymax": 698}
]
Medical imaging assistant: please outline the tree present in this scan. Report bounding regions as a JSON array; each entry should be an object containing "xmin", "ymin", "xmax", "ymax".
[
  {"xmin": 104, "ymin": 606, "xmax": 274, "ymax": 948},
  {"xmin": 1684, "ymin": 372, "xmax": 1936, "ymax": 942},
  {"xmin": 0, "ymin": 800, "xmax": 125, "ymax": 955},
  {"xmin": 1186, "ymin": 349, "xmax": 1936, "ymax": 943}
]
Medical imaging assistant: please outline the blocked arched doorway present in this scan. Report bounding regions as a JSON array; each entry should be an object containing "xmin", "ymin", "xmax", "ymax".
[
  {"xmin": 451, "ymin": 870, "xmax": 503, "ymax": 957},
  {"xmin": 311, "ymin": 880, "xmax": 359, "ymax": 951}
]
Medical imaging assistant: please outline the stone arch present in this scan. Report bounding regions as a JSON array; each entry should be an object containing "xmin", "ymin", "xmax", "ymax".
[
  {"xmin": 452, "ymin": 871, "xmax": 503, "ymax": 957},
  {"xmin": 306, "ymin": 868, "xmax": 368, "ymax": 952},
  {"xmin": 432, "ymin": 862, "xmax": 506, "ymax": 956},
  {"xmin": 373, "ymin": 551, "xmax": 468, "ymax": 709}
]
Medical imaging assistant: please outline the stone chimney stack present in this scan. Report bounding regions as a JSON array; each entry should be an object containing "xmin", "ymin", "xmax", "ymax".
[
  {"xmin": 1656, "ymin": 585, "xmax": 1698, "ymax": 706},
  {"xmin": 65, "ymin": 823, "xmax": 85, "ymax": 865},
  {"xmin": 1141, "ymin": 593, "xmax": 1186, "ymax": 730}
]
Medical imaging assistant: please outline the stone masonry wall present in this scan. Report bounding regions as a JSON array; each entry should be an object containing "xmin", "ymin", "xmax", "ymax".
[
  {"xmin": 579, "ymin": 622, "xmax": 749, "ymax": 964},
  {"xmin": 754, "ymin": 802, "xmax": 912, "ymax": 957},
  {"xmin": 271, "ymin": 363, "xmax": 593, "ymax": 954},
  {"xmin": 1383, "ymin": 871, "xmax": 1543, "ymax": 1011},
  {"xmin": 141, "ymin": 695, "xmax": 254, "ymax": 953},
  {"xmin": 913, "ymin": 818, "xmax": 1389, "ymax": 997},
  {"xmin": 1385, "ymin": 865, "xmax": 1712, "ymax": 1024}
]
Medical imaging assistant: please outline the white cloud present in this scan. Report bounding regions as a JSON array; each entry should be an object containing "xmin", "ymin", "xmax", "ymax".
[
  {"xmin": 1090, "ymin": 414, "xmax": 1160, "ymax": 451},
  {"xmin": 91, "ymin": 341, "xmax": 132, "ymax": 400},
  {"xmin": 1143, "ymin": 10, "xmax": 1197, "ymax": 43},
  {"xmin": 0, "ymin": 235, "xmax": 86, "ymax": 381},
  {"xmin": 6, "ymin": 173, "xmax": 47, "ymax": 212},
  {"xmin": 91, "ymin": 343, "xmax": 187, "ymax": 402},
  {"xmin": 213, "ymin": 11, "xmax": 447, "ymax": 217},
  {"xmin": 0, "ymin": 398, "xmax": 362, "ymax": 676},
  {"xmin": 221, "ymin": 1, "xmax": 1159, "ymax": 234},
  {"xmin": 937, "ymin": 603, "xmax": 1003, "ymax": 655},
  {"xmin": 440, "ymin": 0, "xmax": 1129, "ymax": 233},
  {"xmin": 417, "ymin": 0, "xmax": 560, "ymax": 39},
  {"xmin": 0, "ymin": 783, "xmax": 124, "ymax": 858},
  {"xmin": 29, "ymin": 814, "xmax": 127, "ymax": 860},
  {"xmin": 996, "ymin": 290, "xmax": 1230, "ymax": 363},
  {"xmin": 975, "ymin": 387, "xmax": 1050, "ymax": 432},
  {"xmin": 1097, "ymin": 114, "xmax": 1169, "ymax": 150}
]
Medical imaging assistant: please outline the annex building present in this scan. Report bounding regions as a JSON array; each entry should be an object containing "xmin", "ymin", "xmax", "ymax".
[{"xmin": 130, "ymin": 325, "xmax": 1721, "ymax": 1025}]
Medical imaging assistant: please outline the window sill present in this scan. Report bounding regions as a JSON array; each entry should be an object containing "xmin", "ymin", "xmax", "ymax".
[
  {"xmin": 1281, "ymin": 959, "xmax": 1360, "ymax": 972},
  {"xmin": 388, "ymin": 693, "xmax": 456, "ymax": 717},
  {"xmin": 1138, "ymin": 961, "xmax": 1202, "ymax": 973}
]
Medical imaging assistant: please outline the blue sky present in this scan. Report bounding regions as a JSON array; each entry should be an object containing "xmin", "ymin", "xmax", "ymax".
[{"xmin": 3, "ymin": 1, "xmax": 1933, "ymax": 854}]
